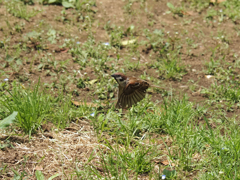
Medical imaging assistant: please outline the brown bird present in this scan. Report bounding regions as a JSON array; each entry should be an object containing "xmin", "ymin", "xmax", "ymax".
[{"xmin": 111, "ymin": 72, "xmax": 150, "ymax": 109}]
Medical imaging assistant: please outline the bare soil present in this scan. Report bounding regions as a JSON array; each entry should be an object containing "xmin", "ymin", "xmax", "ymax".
[{"xmin": 1, "ymin": 0, "xmax": 240, "ymax": 179}]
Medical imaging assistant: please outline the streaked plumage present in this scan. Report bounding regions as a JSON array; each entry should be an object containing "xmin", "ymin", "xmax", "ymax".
[{"xmin": 111, "ymin": 72, "xmax": 149, "ymax": 109}]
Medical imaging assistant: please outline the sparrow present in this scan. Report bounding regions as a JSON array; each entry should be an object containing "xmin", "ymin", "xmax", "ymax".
[{"xmin": 111, "ymin": 72, "xmax": 150, "ymax": 109}]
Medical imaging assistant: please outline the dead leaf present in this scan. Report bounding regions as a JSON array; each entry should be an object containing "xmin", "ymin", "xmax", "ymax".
[
  {"xmin": 71, "ymin": 100, "xmax": 82, "ymax": 106},
  {"xmin": 85, "ymin": 79, "xmax": 98, "ymax": 85},
  {"xmin": 35, "ymin": 165, "xmax": 43, "ymax": 171},
  {"xmin": 182, "ymin": 11, "xmax": 197, "ymax": 16},
  {"xmin": 121, "ymin": 39, "xmax": 137, "ymax": 47},
  {"xmin": 193, "ymin": 153, "xmax": 202, "ymax": 161},
  {"xmin": 170, "ymin": 162, "xmax": 176, "ymax": 167},
  {"xmin": 161, "ymin": 160, "xmax": 176, "ymax": 167},
  {"xmin": 210, "ymin": 0, "xmax": 226, "ymax": 3},
  {"xmin": 161, "ymin": 160, "xmax": 169, "ymax": 165},
  {"xmin": 61, "ymin": 48, "xmax": 69, "ymax": 53}
]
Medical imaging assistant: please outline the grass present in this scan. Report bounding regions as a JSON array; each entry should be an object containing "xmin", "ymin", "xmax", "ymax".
[
  {"xmin": 7, "ymin": 0, "xmax": 39, "ymax": 21},
  {"xmin": 1, "ymin": 0, "xmax": 240, "ymax": 179},
  {"xmin": 1, "ymin": 81, "xmax": 51, "ymax": 135}
]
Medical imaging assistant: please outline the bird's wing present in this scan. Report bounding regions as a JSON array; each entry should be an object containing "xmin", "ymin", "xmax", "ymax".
[{"xmin": 116, "ymin": 78, "xmax": 149, "ymax": 108}]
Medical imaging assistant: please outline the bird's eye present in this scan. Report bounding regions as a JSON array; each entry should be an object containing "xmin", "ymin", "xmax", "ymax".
[{"xmin": 119, "ymin": 79, "xmax": 124, "ymax": 82}]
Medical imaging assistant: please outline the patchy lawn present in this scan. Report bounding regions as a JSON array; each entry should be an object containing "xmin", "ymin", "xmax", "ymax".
[{"xmin": 1, "ymin": 0, "xmax": 240, "ymax": 179}]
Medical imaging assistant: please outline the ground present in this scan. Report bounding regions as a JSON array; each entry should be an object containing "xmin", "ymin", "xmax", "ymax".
[{"xmin": 1, "ymin": 0, "xmax": 240, "ymax": 179}]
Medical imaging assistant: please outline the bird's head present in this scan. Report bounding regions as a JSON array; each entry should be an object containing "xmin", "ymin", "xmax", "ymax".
[{"xmin": 111, "ymin": 72, "xmax": 128, "ymax": 87}]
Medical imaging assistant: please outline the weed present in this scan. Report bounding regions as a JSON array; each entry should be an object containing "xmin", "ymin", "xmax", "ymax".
[
  {"xmin": 202, "ymin": 82, "xmax": 240, "ymax": 103},
  {"xmin": 150, "ymin": 52, "xmax": 186, "ymax": 80},
  {"xmin": 0, "ymin": 81, "xmax": 51, "ymax": 135},
  {"xmin": 167, "ymin": 2, "xmax": 184, "ymax": 17},
  {"xmin": 71, "ymin": 37, "xmax": 111, "ymax": 68},
  {"xmin": 144, "ymin": 29, "xmax": 165, "ymax": 52},
  {"xmin": 7, "ymin": 1, "xmax": 38, "ymax": 21},
  {"xmin": 1, "ymin": 0, "xmax": 240, "ymax": 179},
  {"xmin": 47, "ymin": 28, "xmax": 57, "ymax": 44}
]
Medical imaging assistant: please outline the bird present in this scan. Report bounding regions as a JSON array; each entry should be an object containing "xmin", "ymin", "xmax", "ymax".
[{"xmin": 111, "ymin": 72, "xmax": 150, "ymax": 109}]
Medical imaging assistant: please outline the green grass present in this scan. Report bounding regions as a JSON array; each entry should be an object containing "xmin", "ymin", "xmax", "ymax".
[
  {"xmin": 80, "ymin": 94, "xmax": 240, "ymax": 179},
  {"xmin": 7, "ymin": 0, "xmax": 38, "ymax": 21},
  {"xmin": 0, "ymin": 81, "xmax": 51, "ymax": 135},
  {"xmin": 0, "ymin": 81, "xmax": 94, "ymax": 135},
  {"xmin": 1, "ymin": 0, "xmax": 240, "ymax": 179}
]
